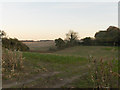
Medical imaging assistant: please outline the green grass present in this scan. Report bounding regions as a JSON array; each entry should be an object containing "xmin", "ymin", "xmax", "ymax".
[
  {"xmin": 102, "ymin": 47, "xmax": 113, "ymax": 51},
  {"xmin": 23, "ymin": 52, "xmax": 87, "ymax": 64},
  {"xmin": 110, "ymin": 59, "xmax": 118, "ymax": 72},
  {"xmin": 62, "ymin": 74, "xmax": 94, "ymax": 88},
  {"xmin": 54, "ymin": 46, "xmax": 118, "ymax": 59}
]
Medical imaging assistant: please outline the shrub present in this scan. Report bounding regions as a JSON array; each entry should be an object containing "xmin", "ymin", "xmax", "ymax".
[
  {"xmin": 2, "ymin": 38, "xmax": 29, "ymax": 51},
  {"xmin": 55, "ymin": 38, "xmax": 66, "ymax": 49}
]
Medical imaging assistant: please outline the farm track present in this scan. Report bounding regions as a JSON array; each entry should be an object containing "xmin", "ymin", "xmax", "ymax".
[
  {"xmin": 28, "ymin": 64, "xmax": 89, "ymax": 88},
  {"xmin": 50, "ymin": 64, "xmax": 89, "ymax": 88},
  {"xmin": 53, "ymin": 72, "xmax": 88, "ymax": 88},
  {"xmin": 3, "ymin": 72, "xmax": 60, "ymax": 88},
  {"xmin": 3, "ymin": 64, "xmax": 89, "ymax": 88},
  {"xmin": 3, "ymin": 72, "xmax": 88, "ymax": 88}
]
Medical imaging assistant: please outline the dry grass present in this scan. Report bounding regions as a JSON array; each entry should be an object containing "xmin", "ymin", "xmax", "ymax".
[
  {"xmin": 2, "ymin": 48, "xmax": 24, "ymax": 79},
  {"xmin": 23, "ymin": 41, "xmax": 56, "ymax": 52},
  {"xmin": 88, "ymin": 56, "xmax": 119, "ymax": 88}
]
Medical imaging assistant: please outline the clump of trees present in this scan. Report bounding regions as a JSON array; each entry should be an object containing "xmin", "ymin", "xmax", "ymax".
[
  {"xmin": 1, "ymin": 31, "xmax": 29, "ymax": 51},
  {"xmin": 80, "ymin": 26, "xmax": 120, "ymax": 46},
  {"xmin": 81, "ymin": 37, "xmax": 94, "ymax": 46},
  {"xmin": 88, "ymin": 56, "xmax": 119, "ymax": 88},
  {"xmin": 55, "ymin": 38, "xmax": 66, "ymax": 49},
  {"xmin": 55, "ymin": 26, "xmax": 120, "ymax": 49},
  {"xmin": 94, "ymin": 26, "xmax": 120, "ymax": 46},
  {"xmin": 55, "ymin": 30, "xmax": 79, "ymax": 49},
  {"xmin": 2, "ymin": 38, "xmax": 29, "ymax": 51}
]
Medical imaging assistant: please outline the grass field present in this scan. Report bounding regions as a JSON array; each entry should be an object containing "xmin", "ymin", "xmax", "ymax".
[
  {"xmin": 2, "ymin": 45, "xmax": 119, "ymax": 88},
  {"xmin": 54, "ymin": 46, "xmax": 118, "ymax": 59},
  {"xmin": 23, "ymin": 41, "xmax": 56, "ymax": 52}
]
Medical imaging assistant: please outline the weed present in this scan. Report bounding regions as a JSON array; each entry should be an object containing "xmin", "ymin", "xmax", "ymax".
[
  {"xmin": 2, "ymin": 48, "xmax": 24, "ymax": 79},
  {"xmin": 88, "ymin": 56, "xmax": 119, "ymax": 88}
]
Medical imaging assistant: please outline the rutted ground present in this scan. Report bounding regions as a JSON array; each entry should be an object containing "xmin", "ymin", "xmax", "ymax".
[
  {"xmin": 9, "ymin": 64, "xmax": 89, "ymax": 88},
  {"xmin": 3, "ymin": 72, "xmax": 60, "ymax": 88}
]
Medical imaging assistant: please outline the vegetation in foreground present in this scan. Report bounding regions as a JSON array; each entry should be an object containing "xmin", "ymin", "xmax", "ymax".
[
  {"xmin": 2, "ymin": 45, "xmax": 119, "ymax": 88},
  {"xmin": 2, "ymin": 48, "xmax": 24, "ymax": 80}
]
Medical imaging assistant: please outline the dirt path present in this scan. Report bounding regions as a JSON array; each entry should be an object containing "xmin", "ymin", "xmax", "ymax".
[
  {"xmin": 3, "ymin": 72, "xmax": 60, "ymax": 88},
  {"xmin": 3, "ymin": 64, "xmax": 89, "ymax": 88},
  {"xmin": 3, "ymin": 72, "xmax": 88, "ymax": 88},
  {"xmin": 52, "ymin": 72, "xmax": 88, "ymax": 88}
]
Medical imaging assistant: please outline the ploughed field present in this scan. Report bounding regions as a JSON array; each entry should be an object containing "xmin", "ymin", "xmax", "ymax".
[{"xmin": 2, "ymin": 42, "xmax": 118, "ymax": 88}]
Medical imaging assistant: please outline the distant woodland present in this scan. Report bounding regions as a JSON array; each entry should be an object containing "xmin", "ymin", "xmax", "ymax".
[
  {"xmin": 55, "ymin": 26, "xmax": 120, "ymax": 49},
  {"xmin": 1, "ymin": 26, "xmax": 120, "ymax": 51}
]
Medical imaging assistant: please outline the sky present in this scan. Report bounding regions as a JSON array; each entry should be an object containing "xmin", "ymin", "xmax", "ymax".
[{"xmin": 0, "ymin": 1, "xmax": 118, "ymax": 40}]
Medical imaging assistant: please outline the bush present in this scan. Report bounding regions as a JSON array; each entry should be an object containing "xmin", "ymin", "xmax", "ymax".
[
  {"xmin": 55, "ymin": 38, "xmax": 66, "ymax": 49},
  {"xmin": 2, "ymin": 38, "xmax": 29, "ymax": 51}
]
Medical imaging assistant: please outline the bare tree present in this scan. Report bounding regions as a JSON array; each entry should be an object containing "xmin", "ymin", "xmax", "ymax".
[{"xmin": 65, "ymin": 30, "xmax": 79, "ymax": 46}]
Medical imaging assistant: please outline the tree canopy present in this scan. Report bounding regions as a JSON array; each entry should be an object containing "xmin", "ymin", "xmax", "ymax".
[
  {"xmin": 1, "ymin": 31, "xmax": 29, "ymax": 51},
  {"xmin": 95, "ymin": 26, "xmax": 120, "ymax": 45}
]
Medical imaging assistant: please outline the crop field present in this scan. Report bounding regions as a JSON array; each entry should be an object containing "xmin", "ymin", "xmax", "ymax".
[
  {"xmin": 2, "ymin": 45, "xmax": 119, "ymax": 88},
  {"xmin": 23, "ymin": 41, "xmax": 56, "ymax": 52}
]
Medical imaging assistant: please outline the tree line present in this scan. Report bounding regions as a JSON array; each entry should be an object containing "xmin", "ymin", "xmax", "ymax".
[
  {"xmin": 1, "ymin": 26, "xmax": 119, "ymax": 51},
  {"xmin": 55, "ymin": 26, "xmax": 120, "ymax": 49}
]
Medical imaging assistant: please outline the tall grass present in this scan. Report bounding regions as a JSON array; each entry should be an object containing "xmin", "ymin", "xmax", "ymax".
[
  {"xmin": 2, "ymin": 48, "xmax": 24, "ymax": 79},
  {"xmin": 88, "ymin": 56, "xmax": 119, "ymax": 88}
]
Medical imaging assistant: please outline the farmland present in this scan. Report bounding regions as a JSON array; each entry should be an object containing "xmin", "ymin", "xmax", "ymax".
[
  {"xmin": 23, "ymin": 41, "xmax": 56, "ymax": 52},
  {"xmin": 2, "ymin": 41, "xmax": 119, "ymax": 88},
  {"xmin": 1, "ymin": 1, "xmax": 119, "ymax": 88}
]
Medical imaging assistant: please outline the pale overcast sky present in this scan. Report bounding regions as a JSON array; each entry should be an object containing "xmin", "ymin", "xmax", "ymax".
[{"xmin": 0, "ymin": 1, "xmax": 118, "ymax": 40}]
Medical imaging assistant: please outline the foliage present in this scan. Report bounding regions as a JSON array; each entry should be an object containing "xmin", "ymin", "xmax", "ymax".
[
  {"xmin": 55, "ymin": 26, "xmax": 120, "ymax": 48},
  {"xmin": 2, "ymin": 37, "xmax": 29, "ymax": 51},
  {"xmin": 81, "ymin": 37, "xmax": 93, "ymax": 46},
  {"xmin": 94, "ymin": 26, "xmax": 120, "ymax": 46},
  {"xmin": 65, "ymin": 30, "xmax": 79, "ymax": 47},
  {"xmin": 55, "ymin": 38, "xmax": 66, "ymax": 49},
  {"xmin": 55, "ymin": 30, "xmax": 79, "ymax": 49},
  {"xmin": 0, "ymin": 30, "xmax": 6, "ymax": 37},
  {"xmin": 0, "ymin": 31, "xmax": 29, "ymax": 51},
  {"xmin": 88, "ymin": 56, "xmax": 119, "ymax": 88},
  {"xmin": 2, "ymin": 48, "xmax": 24, "ymax": 79},
  {"xmin": 80, "ymin": 26, "xmax": 120, "ymax": 46}
]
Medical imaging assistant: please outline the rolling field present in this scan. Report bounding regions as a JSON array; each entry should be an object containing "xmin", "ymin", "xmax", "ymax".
[
  {"xmin": 2, "ymin": 44, "xmax": 119, "ymax": 88},
  {"xmin": 54, "ymin": 46, "xmax": 118, "ymax": 60},
  {"xmin": 23, "ymin": 41, "xmax": 56, "ymax": 52}
]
